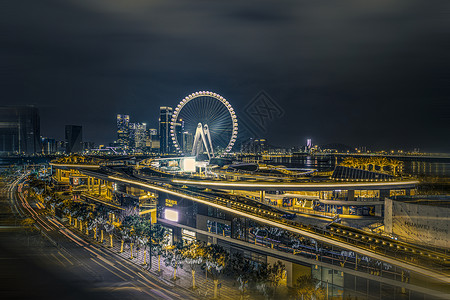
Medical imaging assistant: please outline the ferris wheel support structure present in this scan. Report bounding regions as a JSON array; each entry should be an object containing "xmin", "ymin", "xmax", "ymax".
[{"xmin": 192, "ymin": 123, "xmax": 214, "ymax": 159}]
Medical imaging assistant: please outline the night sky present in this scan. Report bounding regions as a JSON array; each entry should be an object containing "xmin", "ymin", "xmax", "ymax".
[{"xmin": 2, "ymin": 0, "xmax": 449, "ymax": 152}]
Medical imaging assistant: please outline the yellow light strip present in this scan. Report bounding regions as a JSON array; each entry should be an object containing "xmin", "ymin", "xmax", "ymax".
[
  {"xmin": 172, "ymin": 179, "xmax": 419, "ymax": 189},
  {"xmin": 107, "ymin": 175, "xmax": 447, "ymax": 283},
  {"xmin": 50, "ymin": 163, "xmax": 100, "ymax": 169}
]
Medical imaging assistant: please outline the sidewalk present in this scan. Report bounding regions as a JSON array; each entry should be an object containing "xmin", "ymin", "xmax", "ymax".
[{"xmin": 70, "ymin": 224, "xmax": 247, "ymax": 300}]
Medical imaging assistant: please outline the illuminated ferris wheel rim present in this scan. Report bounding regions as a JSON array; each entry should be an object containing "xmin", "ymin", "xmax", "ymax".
[{"xmin": 170, "ymin": 91, "xmax": 238, "ymax": 154}]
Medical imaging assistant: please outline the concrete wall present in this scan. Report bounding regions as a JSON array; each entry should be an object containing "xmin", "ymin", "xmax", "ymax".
[{"xmin": 385, "ymin": 198, "xmax": 449, "ymax": 249}]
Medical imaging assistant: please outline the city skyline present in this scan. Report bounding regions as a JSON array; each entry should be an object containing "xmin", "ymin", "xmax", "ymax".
[
  {"xmin": 1, "ymin": 102, "xmax": 447, "ymax": 154},
  {"xmin": 2, "ymin": 1, "xmax": 449, "ymax": 152}
]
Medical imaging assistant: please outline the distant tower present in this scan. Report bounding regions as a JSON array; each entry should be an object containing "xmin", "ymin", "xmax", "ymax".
[
  {"xmin": 306, "ymin": 138, "xmax": 312, "ymax": 152},
  {"xmin": 159, "ymin": 107, "xmax": 173, "ymax": 154},
  {"xmin": 65, "ymin": 125, "xmax": 83, "ymax": 154},
  {"xmin": 117, "ymin": 114, "xmax": 130, "ymax": 149}
]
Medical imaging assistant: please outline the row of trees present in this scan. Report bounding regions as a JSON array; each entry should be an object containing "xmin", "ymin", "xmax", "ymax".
[{"xmin": 228, "ymin": 252, "xmax": 286, "ymax": 299}]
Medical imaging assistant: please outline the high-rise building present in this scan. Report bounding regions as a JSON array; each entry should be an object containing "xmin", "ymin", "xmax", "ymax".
[
  {"xmin": 182, "ymin": 131, "xmax": 193, "ymax": 153},
  {"xmin": 65, "ymin": 125, "xmax": 83, "ymax": 154},
  {"xmin": 56, "ymin": 140, "xmax": 66, "ymax": 154},
  {"xmin": 159, "ymin": 107, "xmax": 173, "ymax": 154},
  {"xmin": 241, "ymin": 138, "xmax": 267, "ymax": 154},
  {"xmin": 41, "ymin": 137, "xmax": 56, "ymax": 154},
  {"xmin": 0, "ymin": 106, "xmax": 41, "ymax": 155},
  {"xmin": 116, "ymin": 114, "xmax": 130, "ymax": 150},
  {"xmin": 146, "ymin": 128, "xmax": 160, "ymax": 152},
  {"xmin": 174, "ymin": 119, "xmax": 184, "ymax": 152},
  {"xmin": 129, "ymin": 122, "xmax": 147, "ymax": 152}
]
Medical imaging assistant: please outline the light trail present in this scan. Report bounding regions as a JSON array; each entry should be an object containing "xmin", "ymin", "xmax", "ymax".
[
  {"xmin": 16, "ymin": 187, "xmax": 53, "ymax": 231},
  {"xmin": 90, "ymin": 258, "xmax": 127, "ymax": 281},
  {"xmin": 50, "ymin": 253, "xmax": 66, "ymax": 267},
  {"xmin": 58, "ymin": 251, "xmax": 74, "ymax": 265},
  {"xmin": 49, "ymin": 163, "xmax": 100, "ymax": 169},
  {"xmin": 59, "ymin": 229, "xmax": 84, "ymax": 246}
]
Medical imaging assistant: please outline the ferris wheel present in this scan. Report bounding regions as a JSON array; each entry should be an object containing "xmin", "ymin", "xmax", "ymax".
[{"xmin": 170, "ymin": 91, "xmax": 238, "ymax": 157}]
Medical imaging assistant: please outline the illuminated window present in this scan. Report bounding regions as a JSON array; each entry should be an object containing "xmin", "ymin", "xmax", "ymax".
[{"xmin": 165, "ymin": 208, "xmax": 178, "ymax": 222}]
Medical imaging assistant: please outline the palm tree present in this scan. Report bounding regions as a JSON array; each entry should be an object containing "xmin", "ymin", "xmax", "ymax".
[
  {"xmin": 117, "ymin": 223, "xmax": 130, "ymax": 253},
  {"xmin": 252, "ymin": 262, "xmax": 270, "ymax": 298},
  {"xmin": 105, "ymin": 222, "xmax": 115, "ymax": 248},
  {"xmin": 164, "ymin": 242, "xmax": 185, "ymax": 281},
  {"xmin": 122, "ymin": 215, "xmax": 136, "ymax": 258},
  {"xmin": 203, "ymin": 244, "xmax": 229, "ymax": 299},
  {"xmin": 182, "ymin": 241, "xmax": 206, "ymax": 290},
  {"xmin": 150, "ymin": 223, "xmax": 169, "ymax": 273},
  {"xmin": 228, "ymin": 253, "xmax": 254, "ymax": 299},
  {"xmin": 268, "ymin": 260, "xmax": 286, "ymax": 297},
  {"xmin": 295, "ymin": 274, "xmax": 326, "ymax": 300},
  {"xmin": 87, "ymin": 212, "xmax": 99, "ymax": 239},
  {"xmin": 70, "ymin": 203, "xmax": 81, "ymax": 228},
  {"xmin": 74, "ymin": 203, "xmax": 89, "ymax": 232},
  {"xmin": 122, "ymin": 215, "xmax": 142, "ymax": 259},
  {"xmin": 95, "ymin": 206, "xmax": 109, "ymax": 243},
  {"xmin": 139, "ymin": 220, "xmax": 153, "ymax": 266}
]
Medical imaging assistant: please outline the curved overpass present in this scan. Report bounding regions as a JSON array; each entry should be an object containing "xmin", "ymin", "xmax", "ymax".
[{"xmin": 105, "ymin": 175, "xmax": 447, "ymax": 284}]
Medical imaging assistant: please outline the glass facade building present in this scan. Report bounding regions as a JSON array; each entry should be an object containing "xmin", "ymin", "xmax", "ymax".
[
  {"xmin": 129, "ymin": 122, "xmax": 147, "ymax": 152},
  {"xmin": 159, "ymin": 107, "xmax": 173, "ymax": 154},
  {"xmin": 116, "ymin": 114, "xmax": 130, "ymax": 150},
  {"xmin": 0, "ymin": 106, "xmax": 41, "ymax": 155},
  {"xmin": 65, "ymin": 125, "xmax": 83, "ymax": 154}
]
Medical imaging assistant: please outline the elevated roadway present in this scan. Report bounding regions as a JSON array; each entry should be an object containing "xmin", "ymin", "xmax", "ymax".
[
  {"xmin": 51, "ymin": 165, "xmax": 448, "ymax": 287},
  {"xmin": 75, "ymin": 169, "xmax": 448, "ymax": 284}
]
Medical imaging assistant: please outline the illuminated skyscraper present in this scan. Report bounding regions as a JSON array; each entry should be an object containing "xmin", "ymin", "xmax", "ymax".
[
  {"xmin": 65, "ymin": 125, "xmax": 83, "ymax": 154},
  {"xmin": 41, "ymin": 137, "xmax": 56, "ymax": 154},
  {"xmin": 129, "ymin": 122, "xmax": 147, "ymax": 152},
  {"xmin": 241, "ymin": 138, "xmax": 267, "ymax": 154},
  {"xmin": 0, "ymin": 106, "xmax": 41, "ymax": 155},
  {"xmin": 174, "ymin": 119, "xmax": 184, "ymax": 151},
  {"xmin": 146, "ymin": 128, "xmax": 159, "ymax": 152},
  {"xmin": 182, "ymin": 131, "xmax": 193, "ymax": 153},
  {"xmin": 117, "ymin": 114, "xmax": 130, "ymax": 149},
  {"xmin": 159, "ymin": 107, "xmax": 173, "ymax": 154}
]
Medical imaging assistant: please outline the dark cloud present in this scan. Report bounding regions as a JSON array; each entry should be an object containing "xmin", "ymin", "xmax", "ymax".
[{"xmin": 1, "ymin": 0, "xmax": 449, "ymax": 151}]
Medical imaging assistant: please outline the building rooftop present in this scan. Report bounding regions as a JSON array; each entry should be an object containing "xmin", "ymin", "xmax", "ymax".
[{"xmin": 390, "ymin": 195, "xmax": 450, "ymax": 208}]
